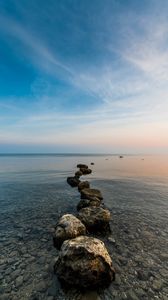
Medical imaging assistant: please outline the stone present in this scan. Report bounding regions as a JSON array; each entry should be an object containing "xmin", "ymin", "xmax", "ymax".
[
  {"xmin": 77, "ymin": 164, "xmax": 88, "ymax": 169},
  {"xmin": 54, "ymin": 236, "xmax": 115, "ymax": 289},
  {"xmin": 90, "ymin": 162, "xmax": 94, "ymax": 165},
  {"xmin": 77, "ymin": 198, "xmax": 101, "ymax": 211},
  {"xmin": 78, "ymin": 181, "xmax": 90, "ymax": 191},
  {"xmin": 0, "ymin": 294, "xmax": 11, "ymax": 300},
  {"xmin": 53, "ymin": 214, "xmax": 86, "ymax": 249},
  {"xmin": 80, "ymin": 168, "xmax": 92, "ymax": 175},
  {"xmin": 80, "ymin": 188, "xmax": 103, "ymax": 200},
  {"xmin": 78, "ymin": 207, "xmax": 111, "ymax": 232},
  {"xmin": 127, "ymin": 289, "xmax": 139, "ymax": 300},
  {"xmin": 75, "ymin": 170, "xmax": 83, "ymax": 177},
  {"xmin": 67, "ymin": 176, "xmax": 80, "ymax": 187},
  {"xmin": 15, "ymin": 275, "xmax": 23, "ymax": 288},
  {"xmin": 152, "ymin": 279, "xmax": 163, "ymax": 290}
]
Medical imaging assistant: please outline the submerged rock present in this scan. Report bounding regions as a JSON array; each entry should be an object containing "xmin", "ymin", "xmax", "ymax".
[
  {"xmin": 77, "ymin": 197, "xmax": 101, "ymax": 211},
  {"xmin": 77, "ymin": 164, "xmax": 88, "ymax": 169},
  {"xmin": 80, "ymin": 168, "xmax": 92, "ymax": 175},
  {"xmin": 78, "ymin": 181, "xmax": 90, "ymax": 191},
  {"xmin": 67, "ymin": 176, "xmax": 80, "ymax": 187},
  {"xmin": 81, "ymin": 188, "xmax": 103, "ymax": 200},
  {"xmin": 78, "ymin": 207, "xmax": 111, "ymax": 232},
  {"xmin": 53, "ymin": 214, "xmax": 86, "ymax": 249},
  {"xmin": 54, "ymin": 236, "xmax": 115, "ymax": 289}
]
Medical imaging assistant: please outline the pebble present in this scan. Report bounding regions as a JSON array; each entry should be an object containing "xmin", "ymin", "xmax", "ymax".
[
  {"xmin": 15, "ymin": 275, "xmax": 23, "ymax": 288},
  {"xmin": 127, "ymin": 289, "xmax": 139, "ymax": 300},
  {"xmin": 152, "ymin": 279, "xmax": 163, "ymax": 290}
]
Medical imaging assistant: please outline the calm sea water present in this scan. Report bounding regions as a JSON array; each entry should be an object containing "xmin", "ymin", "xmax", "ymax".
[
  {"xmin": 1, "ymin": 154, "xmax": 168, "ymax": 214},
  {"xmin": 0, "ymin": 154, "xmax": 168, "ymax": 299}
]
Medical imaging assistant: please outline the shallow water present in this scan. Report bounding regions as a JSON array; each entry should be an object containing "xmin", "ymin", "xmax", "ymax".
[{"xmin": 0, "ymin": 154, "xmax": 168, "ymax": 299}]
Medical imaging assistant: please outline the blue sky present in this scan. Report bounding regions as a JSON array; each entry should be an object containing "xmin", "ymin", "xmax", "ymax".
[{"xmin": 0, "ymin": 0, "xmax": 168, "ymax": 153}]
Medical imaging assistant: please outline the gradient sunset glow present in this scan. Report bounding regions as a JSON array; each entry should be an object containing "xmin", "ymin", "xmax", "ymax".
[{"xmin": 0, "ymin": 0, "xmax": 168, "ymax": 153}]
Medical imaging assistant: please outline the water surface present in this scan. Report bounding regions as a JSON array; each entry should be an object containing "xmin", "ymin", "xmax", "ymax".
[{"xmin": 0, "ymin": 154, "xmax": 168, "ymax": 299}]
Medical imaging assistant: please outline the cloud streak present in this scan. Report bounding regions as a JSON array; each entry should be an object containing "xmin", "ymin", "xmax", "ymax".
[{"xmin": 0, "ymin": 0, "xmax": 168, "ymax": 152}]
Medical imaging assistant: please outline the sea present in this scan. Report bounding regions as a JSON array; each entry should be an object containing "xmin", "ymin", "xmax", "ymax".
[{"xmin": 0, "ymin": 154, "xmax": 168, "ymax": 300}]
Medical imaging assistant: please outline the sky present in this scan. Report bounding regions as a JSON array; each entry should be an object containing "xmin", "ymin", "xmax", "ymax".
[{"xmin": 0, "ymin": 0, "xmax": 168, "ymax": 154}]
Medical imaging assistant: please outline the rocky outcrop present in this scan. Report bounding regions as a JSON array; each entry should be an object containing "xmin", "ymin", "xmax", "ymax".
[
  {"xmin": 78, "ymin": 207, "xmax": 111, "ymax": 232},
  {"xmin": 53, "ymin": 214, "xmax": 86, "ymax": 249},
  {"xmin": 67, "ymin": 176, "xmax": 80, "ymax": 187},
  {"xmin": 80, "ymin": 188, "xmax": 103, "ymax": 200},
  {"xmin": 78, "ymin": 181, "xmax": 90, "ymax": 191},
  {"xmin": 77, "ymin": 197, "xmax": 101, "ymax": 211},
  {"xmin": 54, "ymin": 236, "xmax": 115, "ymax": 289}
]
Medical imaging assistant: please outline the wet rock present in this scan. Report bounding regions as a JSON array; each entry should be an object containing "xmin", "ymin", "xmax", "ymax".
[
  {"xmin": 152, "ymin": 279, "xmax": 163, "ymax": 290},
  {"xmin": 78, "ymin": 207, "xmax": 111, "ymax": 232},
  {"xmin": 127, "ymin": 289, "xmax": 139, "ymax": 300},
  {"xmin": 78, "ymin": 181, "xmax": 90, "ymax": 191},
  {"xmin": 108, "ymin": 237, "xmax": 116, "ymax": 244},
  {"xmin": 67, "ymin": 177, "xmax": 80, "ymax": 187},
  {"xmin": 77, "ymin": 164, "xmax": 88, "ymax": 169},
  {"xmin": 80, "ymin": 168, "xmax": 92, "ymax": 175},
  {"xmin": 75, "ymin": 170, "xmax": 83, "ymax": 177},
  {"xmin": 80, "ymin": 188, "xmax": 103, "ymax": 200},
  {"xmin": 54, "ymin": 236, "xmax": 115, "ymax": 289},
  {"xmin": 77, "ymin": 198, "xmax": 101, "ymax": 211},
  {"xmin": 15, "ymin": 275, "xmax": 23, "ymax": 288},
  {"xmin": 36, "ymin": 281, "xmax": 48, "ymax": 292},
  {"xmin": 90, "ymin": 162, "xmax": 94, "ymax": 165},
  {"xmin": 53, "ymin": 214, "xmax": 86, "ymax": 249},
  {"xmin": 1, "ymin": 294, "xmax": 11, "ymax": 300},
  {"xmin": 11, "ymin": 269, "xmax": 21, "ymax": 280}
]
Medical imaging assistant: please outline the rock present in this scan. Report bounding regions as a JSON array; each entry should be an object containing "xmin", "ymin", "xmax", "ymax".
[
  {"xmin": 90, "ymin": 162, "xmax": 94, "ymax": 165},
  {"xmin": 81, "ymin": 188, "xmax": 103, "ymax": 200},
  {"xmin": 54, "ymin": 236, "xmax": 115, "ymax": 289},
  {"xmin": 127, "ymin": 289, "xmax": 139, "ymax": 300},
  {"xmin": 0, "ymin": 294, "xmax": 11, "ymax": 300},
  {"xmin": 108, "ymin": 237, "xmax": 116, "ymax": 244},
  {"xmin": 53, "ymin": 214, "xmax": 86, "ymax": 249},
  {"xmin": 75, "ymin": 170, "xmax": 83, "ymax": 177},
  {"xmin": 67, "ymin": 176, "xmax": 80, "ymax": 187},
  {"xmin": 78, "ymin": 181, "xmax": 90, "ymax": 191},
  {"xmin": 80, "ymin": 168, "xmax": 92, "ymax": 175},
  {"xmin": 78, "ymin": 207, "xmax": 111, "ymax": 232},
  {"xmin": 77, "ymin": 164, "xmax": 88, "ymax": 169},
  {"xmin": 152, "ymin": 279, "xmax": 163, "ymax": 290},
  {"xmin": 15, "ymin": 275, "xmax": 23, "ymax": 288},
  {"xmin": 77, "ymin": 198, "xmax": 101, "ymax": 211}
]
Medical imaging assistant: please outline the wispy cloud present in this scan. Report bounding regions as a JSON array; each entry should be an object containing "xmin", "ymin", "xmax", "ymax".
[{"xmin": 0, "ymin": 1, "xmax": 168, "ymax": 152}]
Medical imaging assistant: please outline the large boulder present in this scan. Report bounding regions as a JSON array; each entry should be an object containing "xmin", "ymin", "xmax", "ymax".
[
  {"xmin": 80, "ymin": 168, "xmax": 92, "ymax": 175},
  {"xmin": 78, "ymin": 207, "xmax": 111, "ymax": 232},
  {"xmin": 78, "ymin": 181, "xmax": 90, "ymax": 191},
  {"xmin": 67, "ymin": 176, "xmax": 80, "ymax": 187},
  {"xmin": 77, "ymin": 197, "xmax": 101, "ymax": 211},
  {"xmin": 77, "ymin": 164, "xmax": 88, "ymax": 169},
  {"xmin": 54, "ymin": 236, "xmax": 115, "ymax": 289},
  {"xmin": 80, "ymin": 188, "xmax": 103, "ymax": 200},
  {"xmin": 53, "ymin": 214, "xmax": 86, "ymax": 249}
]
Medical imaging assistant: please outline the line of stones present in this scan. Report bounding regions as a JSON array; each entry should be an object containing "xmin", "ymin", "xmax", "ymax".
[{"xmin": 53, "ymin": 163, "xmax": 115, "ymax": 290}]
